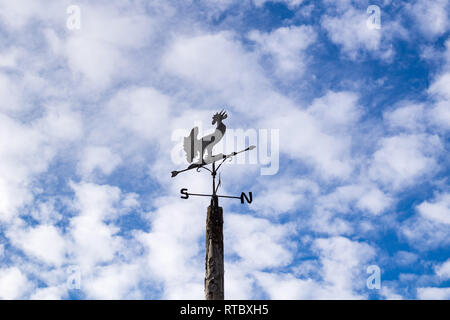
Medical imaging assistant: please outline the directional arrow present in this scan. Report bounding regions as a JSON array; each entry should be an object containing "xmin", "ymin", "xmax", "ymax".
[{"xmin": 171, "ymin": 146, "xmax": 256, "ymax": 178}]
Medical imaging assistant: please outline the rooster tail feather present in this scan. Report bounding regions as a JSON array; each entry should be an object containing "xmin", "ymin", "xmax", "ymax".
[{"xmin": 183, "ymin": 127, "xmax": 200, "ymax": 163}]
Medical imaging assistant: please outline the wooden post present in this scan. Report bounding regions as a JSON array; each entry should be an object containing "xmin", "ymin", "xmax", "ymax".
[{"xmin": 205, "ymin": 196, "xmax": 224, "ymax": 300}]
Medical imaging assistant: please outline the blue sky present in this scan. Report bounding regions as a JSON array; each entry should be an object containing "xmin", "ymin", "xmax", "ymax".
[{"xmin": 0, "ymin": 0, "xmax": 449, "ymax": 299}]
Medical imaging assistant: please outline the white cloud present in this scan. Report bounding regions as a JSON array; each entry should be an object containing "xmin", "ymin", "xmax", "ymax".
[
  {"xmin": 380, "ymin": 286, "xmax": 403, "ymax": 300},
  {"xmin": 248, "ymin": 25, "xmax": 316, "ymax": 77},
  {"xmin": 401, "ymin": 214, "xmax": 450, "ymax": 250},
  {"xmin": 384, "ymin": 103, "xmax": 425, "ymax": 132},
  {"xmin": 417, "ymin": 193, "xmax": 450, "ymax": 225},
  {"xmin": 226, "ymin": 214, "xmax": 295, "ymax": 270},
  {"xmin": 29, "ymin": 200, "xmax": 62, "ymax": 225},
  {"xmin": 429, "ymin": 99, "xmax": 450, "ymax": 131},
  {"xmin": 435, "ymin": 259, "xmax": 450, "ymax": 280},
  {"xmin": 255, "ymin": 237, "xmax": 376, "ymax": 299},
  {"xmin": 417, "ymin": 287, "xmax": 450, "ymax": 300},
  {"xmin": 136, "ymin": 199, "xmax": 205, "ymax": 299},
  {"xmin": 368, "ymin": 134, "xmax": 441, "ymax": 190},
  {"xmin": 310, "ymin": 183, "xmax": 393, "ymax": 236},
  {"xmin": 68, "ymin": 182, "xmax": 128, "ymax": 270},
  {"xmin": 30, "ymin": 285, "xmax": 67, "ymax": 300},
  {"xmin": 7, "ymin": 225, "xmax": 67, "ymax": 266},
  {"xmin": 42, "ymin": 2, "xmax": 154, "ymax": 89},
  {"xmin": 427, "ymin": 72, "xmax": 450, "ymax": 131},
  {"xmin": 224, "ymin": 264, "xmax": 255, "ymax": 299},
  {"xmin": 255, "ymin": 272, "xmax": 323, "ymax": 299},
  {"xmin": 78, "ymin": 146, "xmax": 122, "ymax": 178},
  {"xmin": 83, "ymin": 263, "xmax": 143, "ymax": 299},
  {"xmin": 106, "ymin": 87, "xmax": 171, "ymax": 141},
  {"xmin": 427, "ymin": 41, "xmax": 450, "ymax": 131},
  {"xmin": 250, "ymin": 178, "xmax": 319, "ymax": 215},
  {"xmin": 34, "ymin": 104, "xmax": 84, "ymax": 143},
  {"xmin": 321, "ymin": 0, "xmax": 353, "ymax": 11},
  {"xmin": 0, "ymin": 114, "xmax": 51, "ymax": 222},
  {"xmin": 0, "ymin": 48, "xmax": 20, "ymax": 68},
  {"xmin": 307, "ymin": 178, "xmax": 394, "ymax": 236},
  {"xmin": 261, "ymin": 91, "xmax": 361, "ymax": 180},
  {"xmin": 415, "ymin": 258, "xmax": 450, "ymax": 299},
  {"xmin": 0, "ymin": 267, "xmax": 32, "ymax": 299},
  {"xmin": 162, "ymin": 31, "xmax": 267, "ymax": 96},
  {"xmin": 21, "ymin": 181, "xmax": 148, "ymax": 299},
  {"xmin": 0, "ymin": 74, "xmax": 84, "ymax": 223},
  {"xmin": 310, "ymin": 209, "xmax": 354, "ymax": 236},
  {"xmin": 313, "ymin": 236, "xmax": 376, "ymax": 296},
  {"xmin": 394, "ymin": 251, "xmax": 418, "ymax": 266},
  {"xmin": 321, "ymin": 7, "xmax": 383, "ymax": 59},
  {"xmin": 407, "ymin": 0, "xmax": 449, "ymax": 38},
  {"xmin": 307, "ymin": 91, "xmax": 361, "ymax": 131},
  {"xmin": 429, "ymin": 73, "xmax": 450, "ymax": 100},
  {"xmin": 196, "ymin": 0, "xmax": 239, "ymax": 16},
  {"xmin": 0, "ymin": 73, "xmax": 22, "ymax": 112},
  {"xmin": 70, "ymin": 181, "xmax": 121, "ymax": 219},
  {"xmin": 253, "ymin": 0, "xmax": 304, "ymax": 8},
  {"xmin": 356, "ymin": 187, "xmax": 393, "ymax": 215},
  {"xmin": 321, "ymin": 1, "xmax": 406, "ymax": 60},
  {"xmin": 0, "ymin": 0, "xmax": 55, "ymax": 30}
]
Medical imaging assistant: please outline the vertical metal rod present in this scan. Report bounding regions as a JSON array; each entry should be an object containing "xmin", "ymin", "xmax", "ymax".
[{"xmin": 212, "ymin": 162, "xmax": 216, "ymax": 197}]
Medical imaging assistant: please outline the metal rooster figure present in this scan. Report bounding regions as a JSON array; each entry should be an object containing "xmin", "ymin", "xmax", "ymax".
[
  {"xmin": 184, "ymin": 109, "xmax": 228, "ymax": 166},
  {"xmin": 171, "ymin": 110, "xmax": 255, "ymax": 189},
  {"xmin": 171, "ymin": 110, "xmax": 255, "ymax": 300}
]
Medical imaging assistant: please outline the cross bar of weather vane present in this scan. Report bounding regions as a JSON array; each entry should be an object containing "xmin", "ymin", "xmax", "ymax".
[
  {"xmin": 180, "ymin": 189, "xmax": 253, "ymax": 204},
  {"xmin": 171, "ymin": 145, "xmax": 256, "ymax": 178}
]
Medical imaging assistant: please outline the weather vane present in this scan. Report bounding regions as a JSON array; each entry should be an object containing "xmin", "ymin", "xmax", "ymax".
[
  {"xmin": 171, "ymin": 109, "xmax": 256, "ymax": 300},
  {"xmin": 171, "ymin": 109, "xmax": 255, "ymax": 205}
]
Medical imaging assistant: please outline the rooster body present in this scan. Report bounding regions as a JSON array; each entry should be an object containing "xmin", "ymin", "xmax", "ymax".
[{"xmin": 184, "ymin": 110, "xmax": 227, "ymax": 165}]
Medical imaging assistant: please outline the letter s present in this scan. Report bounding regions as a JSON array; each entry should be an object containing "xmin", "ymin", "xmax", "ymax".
[{"xmin": 181, "ymin": 188, "xmax": 189, "ymax": 199}]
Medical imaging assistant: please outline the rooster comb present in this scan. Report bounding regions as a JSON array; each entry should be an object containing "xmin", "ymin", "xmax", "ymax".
[{"xmin": 214, "ymin": 109, "xmax": 227, "ymax": 118}]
